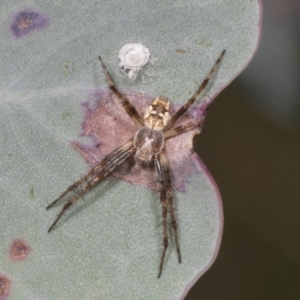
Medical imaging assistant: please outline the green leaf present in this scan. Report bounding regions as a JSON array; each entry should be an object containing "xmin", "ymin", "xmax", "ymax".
[{"xmin": 0, "ymin": 1, "xmax": 261, "ymax": 299}]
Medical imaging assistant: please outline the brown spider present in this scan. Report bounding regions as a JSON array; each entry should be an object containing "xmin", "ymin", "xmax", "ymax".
[{"xmin": 46, "ymin": 49, "xmax": 226, "ymax": 278}]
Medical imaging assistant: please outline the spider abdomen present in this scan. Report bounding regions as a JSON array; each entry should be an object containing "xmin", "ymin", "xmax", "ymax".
[
  {"xmin": 134, "ymin": 126, "xmax": 164, "ymax": 164},
  {"xmin": 144, "ymin": 97, "xmax": 171, "ymax": 130}
]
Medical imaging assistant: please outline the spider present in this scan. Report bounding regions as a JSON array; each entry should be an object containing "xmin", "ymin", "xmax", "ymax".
[{"xmin": 46, "ymin": 49, "xmax": 226, "ymax": 278}]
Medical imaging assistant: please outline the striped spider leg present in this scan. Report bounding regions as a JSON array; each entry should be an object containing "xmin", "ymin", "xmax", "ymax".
[
  {"xmin": 47, "ymin": 50, "xmax": 226, "ymax": 277},
  {"xmin": 46, "ymin": 138, "xmax": 135, "ymax": 232}
]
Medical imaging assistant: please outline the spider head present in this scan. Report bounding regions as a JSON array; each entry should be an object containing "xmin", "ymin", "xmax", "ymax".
[{"xmin": 144, "ymin": 97, "xmax": 171, "ymax": 130}]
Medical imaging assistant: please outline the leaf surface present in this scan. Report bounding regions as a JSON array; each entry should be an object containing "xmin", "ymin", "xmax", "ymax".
[{"xmin": 0, "ymin": 1, "xmax": 261, "ymax": 299}]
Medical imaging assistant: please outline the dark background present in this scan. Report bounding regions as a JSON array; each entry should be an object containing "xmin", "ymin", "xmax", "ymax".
[
  {"xmin": 187, "ymin": 84, "xmax": 300, "ymax": 300},
  {"xmin": 186, "ymin": 1, "xmax": 300, "ymax": 299}
]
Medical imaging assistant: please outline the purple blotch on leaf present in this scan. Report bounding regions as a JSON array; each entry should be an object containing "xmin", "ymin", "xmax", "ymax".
[
  {"xmin": 0, "ymin": 274, "xmax": 11, "ymax": 300},
  {"xmin": 10, "ymin": 10, "xmax": 48, "ymax": 38},
  {"xmin": 73, "ymin": 90, "xmax": 203, "ymax": 192},
  {"xmin": 9, "ymin": 238, "xmax": 31, "ymax": 261}
]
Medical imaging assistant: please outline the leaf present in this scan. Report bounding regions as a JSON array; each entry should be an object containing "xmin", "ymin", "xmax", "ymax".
[{"xmin": 0, "ymin": 1, "xmax": 261, "ymax": 299}]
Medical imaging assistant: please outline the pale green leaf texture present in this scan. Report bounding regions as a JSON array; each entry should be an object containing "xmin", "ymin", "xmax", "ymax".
[{"xmin": 0, "ymin": 1, "xmax": 261, "ymax": 299}]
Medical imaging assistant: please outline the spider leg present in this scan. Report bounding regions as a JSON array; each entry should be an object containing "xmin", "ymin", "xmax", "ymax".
[
  {"xmin": 164, "ymin": 115, "xmax": 205, "ymax": 140},
  {"xmin": 155, "ymin": 150, "xmax": 181, "ymax": 278},
  {"xmin": 165, "ymin": 49, "xmax": 225, "ymax": 130},
  {"xmin": 46, "ymin": 138, "xmax": 134, "ymax": 210},
  {"xmin": 98, "ymin": 56, "xmax": 144, "ymax": 128},
  {"xmin": 160, "ymin": 150, "xmax": 181, "ymax": 266},
  {"xmin": 154, "ymin": 154, "xmax": 169, "ymax": 278},
  {"xmin": 47, "ymin": 139, "xmax": 135, "ymax": 232}
]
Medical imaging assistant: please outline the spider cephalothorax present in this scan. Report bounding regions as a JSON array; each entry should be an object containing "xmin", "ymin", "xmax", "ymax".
[
  {"xmin": 134, "ymin": 126, "xmax": 164, "ymax": 164},
  {"xmin": 47, "ymin": 50, "xmax": 226, "ymax": 278}
]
